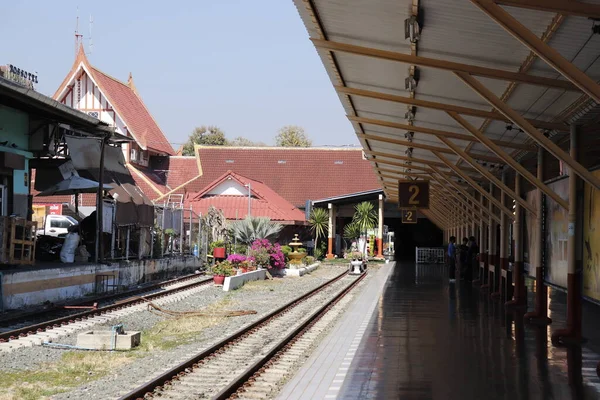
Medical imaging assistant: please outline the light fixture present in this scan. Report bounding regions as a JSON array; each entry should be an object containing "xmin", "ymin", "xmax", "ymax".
[
  {"xmin": 405, "ymin": 106, "xmax": 416, "ymax": 122},
  {"xmin": 405, "ymin": 147, "xmax": 413, "ymax": 157},
  {"xmin": 404, "ymin": 15, "xmax": 421, "ymax": 43},
  {"xmin": 404, "ymin": 131, "xmax": 414, "ymax": 142}
]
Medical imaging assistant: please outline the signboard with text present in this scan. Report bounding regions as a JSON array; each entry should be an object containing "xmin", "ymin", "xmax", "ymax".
[
  {"xmin": 48, "ymin": 204, "xmax": 62, "ymax": 215},
  {"xmin": 402, "ymin": 209, "xmax": 418, "ymax": 224},
  {"xmin": 397, "ymin": 180, "xmax": 429, "ymax": 210}
]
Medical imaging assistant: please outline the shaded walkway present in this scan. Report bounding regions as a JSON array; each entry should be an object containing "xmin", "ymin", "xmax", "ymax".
[{"xmin": 339, "ymin": 263, "xmax": 600, "ymax": 399}]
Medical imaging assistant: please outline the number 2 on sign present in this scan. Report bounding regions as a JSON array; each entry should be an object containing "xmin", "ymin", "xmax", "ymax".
[
  {"xmin": 406, "ymin": 211, "xmax": 413, "ymax": 221},
  {"xmin": 408, "ymin": 185, "xmax": 420, "ymax": 205}
]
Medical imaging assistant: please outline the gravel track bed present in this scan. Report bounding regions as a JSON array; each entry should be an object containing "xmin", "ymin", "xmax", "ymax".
[{"xmin": 29, "ymin": 264, "xmax": 347, "ymax": 400}]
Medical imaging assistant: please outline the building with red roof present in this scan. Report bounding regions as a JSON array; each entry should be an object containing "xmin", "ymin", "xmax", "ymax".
[{"xmin": 186, "ymin": 171, "xmax": 306, "ymax": 225}]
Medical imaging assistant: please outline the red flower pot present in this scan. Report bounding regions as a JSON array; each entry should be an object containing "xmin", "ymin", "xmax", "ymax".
[
  {"xmin": 213, "ymin": 274, "xmax": 225, "ymax": 285},
  {"xmin": 213, "ymin": 247, "xmax": 226, "ymax": 259},
  {"xmin": 240, "ymin": 267, "xmax": 248, "ymax": 274}
]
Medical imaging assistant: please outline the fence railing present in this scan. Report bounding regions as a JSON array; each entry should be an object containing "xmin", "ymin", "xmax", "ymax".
[{"xmin": 415, "ymin": 247, "xmax": 445, "ymax": 264}]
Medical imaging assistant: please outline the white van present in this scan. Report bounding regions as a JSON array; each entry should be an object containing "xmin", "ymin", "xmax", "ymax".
[{"xmin": 36, "ymin": 215, "xmax": 78, "ymax": 237}]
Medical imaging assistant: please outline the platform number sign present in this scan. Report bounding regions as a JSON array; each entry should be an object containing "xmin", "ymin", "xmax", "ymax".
[
  {"xmin": 397, "ymin": 180, "xmax": 429, "ymax": 210},
  {"xmin": 402, "ymin": 209, "xmax": 417, "ymax": 224}
]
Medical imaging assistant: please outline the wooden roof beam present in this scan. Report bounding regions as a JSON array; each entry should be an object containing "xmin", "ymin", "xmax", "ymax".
[
  {"xmin": 339, "ymin": 86, "xmax": 566, "ymax": 132},
  {"xmin": 351, "ymin": 115, "xmax": 535, "ymax": 151},
  {"xmin": 358, "ymin": 132, "xmax": 504, "ymax": 163},
  {"xmin": 472, "ymin": 0, "xmax": 600, "ymax": 102},
  {"xmin": 494, "ymin": 0, "xmax": 600, "ymax": 20},
  {"xmin": 456, "ymin": 71, "xmax": 600, "ymax": 191},
  {"xmin": 311, "ymin": 38, "xmax": 578, "ymax": 91}
]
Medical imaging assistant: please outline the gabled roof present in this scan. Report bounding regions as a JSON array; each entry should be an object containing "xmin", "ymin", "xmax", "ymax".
[
  {"xmin": 186, "ymin": 171, "xmax": 306, "ymax": 224},
  {"xmin": 54, "ymin": 45, "xmax": 174, "ymax": 155},
  {"xmin": 189, "ymin": 146, "xmax": 381, "ymax": 207}
]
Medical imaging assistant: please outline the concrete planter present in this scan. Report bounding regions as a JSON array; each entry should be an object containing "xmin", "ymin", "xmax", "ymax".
[{"xmin": 223, "ymin": 269, "xmax": 267, "ymax": 291}]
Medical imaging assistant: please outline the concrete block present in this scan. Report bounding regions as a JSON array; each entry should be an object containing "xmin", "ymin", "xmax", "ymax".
[
  {"xmin": 223, "ymin": 269, "xmax": 267, "ymax": 291},
  {"xmin": 76, "ymin": 330, "xmax": 141, "ymax": 350}
]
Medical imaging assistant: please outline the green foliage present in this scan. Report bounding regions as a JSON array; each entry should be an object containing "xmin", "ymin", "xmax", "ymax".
[
  {"xmin": 229, "ymin": 243, "xmax": 248, "ymax": 255},
  {"xmin": 281, "ymin": 245, "xmax": 292, "ymax": 261},
  {"xmin": 249, "ymin": 247, "xmax": 271, "ymax": 267},
  {"xmin": 298, "ymin": 248, "xmax": 307, "ymax": 253},
  {"xmin": 352, "ymin": 201, "xmax": 378, "ymax": 256},
  {"xmin": 305, "ymin": 256, "xmax": 315, "ymax": 265},
  {"xmin": 209, "ymin": 240, "xmax": 226, "ymax": 253},
  {"xmin": 182, "ymin": 125, "xmax": 228, "ymax": 155},
  {"xmin": 309, "ymin": 208, "xmax": 328, "ymax": 255},
  {"xmin": 212, "ymin": 261, "xmax": 235, "ymax": 276},
  {"xmin": 231, "ymin": 217, "xmax": 283, "ymax": 245},
  {"xmin": 343, "ymin": 222, "xmax": 361, "ymax": 241},
  {"xmin": 229, "ymin": 136, "xmax": 265, "ymax": 147},
  {"xmin": 314, "ymin": 248, "xmax": 324, "ymax": 260},
  {"xmin": 275, "ymin": 125, "xmax": 312, "ymax": 147}
]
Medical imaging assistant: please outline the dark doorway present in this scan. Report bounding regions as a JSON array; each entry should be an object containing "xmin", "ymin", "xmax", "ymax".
[{"xmin": 389, "ymin": 217, "xmax": 443, "ymax": 260}]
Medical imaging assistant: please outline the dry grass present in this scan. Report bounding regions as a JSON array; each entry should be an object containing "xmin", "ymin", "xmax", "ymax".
[
  {"xmin": 239, "ymin": 278, "xmax": 284, "ymax": 291},
  {"xmin": 138, "ymin": 298, "xmax": 233, "ymax": 351},
  {"xmin": 0, "ymin": 351, "xmax": 135, "ymax": 400}
]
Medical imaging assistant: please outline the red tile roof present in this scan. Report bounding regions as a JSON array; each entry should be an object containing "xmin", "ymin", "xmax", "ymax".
[
  {"xmin": 185, "ymin": 147, "xmax": 381, "ymax": 207},
  {"xmin": 54, "ymin": 45, "xmax": 174, "ymax": 156},
  {"xmin": 186, "ymin": 171, "xmax": 306, "ymax": 224}
]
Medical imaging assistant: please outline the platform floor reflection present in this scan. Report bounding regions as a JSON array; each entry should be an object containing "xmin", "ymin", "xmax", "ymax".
[{"xmin": 338, "ymin": 263, "xmax": 600, "ymax": 400}]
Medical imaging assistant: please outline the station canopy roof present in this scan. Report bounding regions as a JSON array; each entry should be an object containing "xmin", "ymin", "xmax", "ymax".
[{"xmin": 293, "ymin": 0, "xmax": 600, "ymax": 228}]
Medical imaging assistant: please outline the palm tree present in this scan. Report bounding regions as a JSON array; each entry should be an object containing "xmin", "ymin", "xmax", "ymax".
[
  {"xmin": 343, "ymin": 221, "xmax": 361, "ymax": 254},
  {"xmin": 231, "ymin": 217, "xmax": 283, "ymax": 246},
  {"xmin": 308, "ymin": 208, "xmax": 328, "ymax": 256},
  {"xmin": 352, "ymin": 201, "xmax": 378, "ymax": 257}
]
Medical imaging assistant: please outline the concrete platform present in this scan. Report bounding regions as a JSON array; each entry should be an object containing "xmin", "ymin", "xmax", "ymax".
[{"xmin": 278, "ymin": 262, "xmax": 600, "ymax": 400}]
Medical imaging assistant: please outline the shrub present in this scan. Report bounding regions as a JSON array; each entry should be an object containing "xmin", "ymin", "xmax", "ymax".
[
  {"xmin": 298, "ymin": 248, "xmax": 307, "ymax": 253},
  {"xmin": 249, "ymin": 239, "xmax": 285, "ymax": 269},
  {"xmin": 226, "ymin": 254, "xmax": 246, "ymax": 266},
  {"xmin": 212, "ymin": 261, "xmax": 235, "ymax": 276},
  {"xmin": 314, "ymin": 248, "xmax": 324, "ymax": 260},
  {"xmin": 281, "ymin": 245, "xmax": 292, "ymax": 262},
  {"xmin": 305, "ymin": 256, "xmax": 315, "ymax": 265}
]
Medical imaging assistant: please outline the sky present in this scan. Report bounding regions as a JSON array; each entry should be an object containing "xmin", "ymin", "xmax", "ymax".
[{"xmin": 1, "ymin": 0, "xmax": 358, "ymax": 148}]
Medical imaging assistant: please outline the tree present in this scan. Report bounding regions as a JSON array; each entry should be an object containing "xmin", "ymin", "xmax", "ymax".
[
  {"xmin": 275, "ymin": 125, "xmax": 312, "ymax": 147},
  {"xmin": 229, "ymin": 136, "xmax": 266, "ymax": 147},
  {"xmin": 182, "ymin": 125, "xmax": 228, "ymax": 155},
  {"xmin": 343, "ymin": 222, "xmax": 361, "ymax": 251},
  {"xmin": 352, "ymin": 202, "xmax": 377, "ymax": 257},
  {"xmin": 308, "ymin": 208, "xmax": 328, "ymax": 257},
  {"xmin": 231, "ymin": 217, "xmax": 283, "ymax": 246}
]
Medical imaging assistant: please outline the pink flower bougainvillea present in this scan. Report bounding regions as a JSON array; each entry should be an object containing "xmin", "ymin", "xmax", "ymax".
[
  {"xmin": 226, "ymin": 254, "xmax": 247, "ymax": 266},
  {"xmin": 249, "ymin": 239, "xmax": 286, "ymax": 269}
]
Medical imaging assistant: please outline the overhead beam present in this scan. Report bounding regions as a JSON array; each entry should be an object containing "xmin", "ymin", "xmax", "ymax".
[
  {"xmin": 448, "ymin": 111, "xmax": 569, "ymax": 210},
  {"xmin": 350, "ymin": 115, "xmax": 535, "ymax": 151},
  {"xmin": 311, "ymin": 38, "xmax": 578, "ymax": 91},
  {"xmin": 435, "ymin": 135, "xmax": 537, "ymax": 216},
  {"xmin": 358, "ymin": 132, "xmax": 504, "ymax": 163},
  {"xmin": 433, "ymin": 152, "xmax": 515, "ymax": 220},
  {"xmin": 430, "ymin": 169, "xmax": 501, "ymax": 224},
  {"xmin": 422, "ymin": 209, "xmax": 447, "ymax": 230},
  {"xmin": 471, "ymin": 0, "xmax": 600, "ymax": 103},
  {"xmin": 456, "ymin": 72, "xmax": 600, "ymax": 191},
  {"xmin": 339, "ymin": 86, "xmax": 566, "ymax": 132},
  {"xmin": 365, "ymin": 150, "xmax": 482, "ymax": 175},
  {"xmin": 494, "ymin": 0, "xmax": 600, "ymax": 21}
]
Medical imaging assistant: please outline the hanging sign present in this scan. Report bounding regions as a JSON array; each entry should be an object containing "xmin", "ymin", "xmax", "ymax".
[
  {"xmin": 402, "ymin": 209, "xmax": 418, "ymax": 224},
  {"xmin": 397, "ymin": 180, "xmax": 429, "ymax": 209}
]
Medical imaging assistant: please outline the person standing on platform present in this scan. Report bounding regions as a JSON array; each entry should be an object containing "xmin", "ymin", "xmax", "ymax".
[
  {"xmin": 467, "ymin": 236, "xmax": 479, "ymax": 283},
  {"xmin": 447, "ymin": 236, "xmax": 456, "ymax": 282},
  {"xmin": 458, "ymin": 237, "xmax": 469, "ymax": 280}
]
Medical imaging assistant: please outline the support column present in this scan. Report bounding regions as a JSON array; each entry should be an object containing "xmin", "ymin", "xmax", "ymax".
[
  {"xmin": 475, "ymin": 193, "xmax": 486, "ymax": 285},
  {"xmin": 493, "ymin": 170, "xmax": 509, "ymax": 299},
  {"xmin": 326, "ymin": 203, "xmax": 335, "ymax": 259},
  {"xmin": 525, "ymin": 147, "xmax": 552, "ymax": 325},
  {"xmin": 507, "ymin": 174, "xmax": 526, "ymax": 308},
  {"xmin": 552, "ymin": 125, "xmax": 582, "ymax": 344},
  {"xmin": 377, "ymin": 194, "xmax": 384, "ymax": 258},
  {"xmin": 484, "ymin": 183, "xmax": 496, "ymax": 290}
]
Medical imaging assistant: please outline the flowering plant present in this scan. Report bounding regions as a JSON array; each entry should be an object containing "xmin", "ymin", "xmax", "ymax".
[
  {"xmin": 249, "ymin": 239, "xmax": 286, "ymax": 269},
  {"xmin": 226, "ymin": 254, "xmax": 247, "ymax": 266}
]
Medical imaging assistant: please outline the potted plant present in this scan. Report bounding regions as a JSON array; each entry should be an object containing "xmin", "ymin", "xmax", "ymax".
[
  {"xmin": 212, "ymin": 261, "xmax": 235, "ymax": 285},
  {"xmin": 227, "ymin": 254, "xmax": 247, "ymax": 272},
  {"xmin": 210, "ymin": 240, "xmax": 226, "ymax": 259}
]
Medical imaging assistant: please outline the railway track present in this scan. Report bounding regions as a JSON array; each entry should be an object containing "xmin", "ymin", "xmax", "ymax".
[
  {"xmin": 0, "ymin": 273, "xmax": 213, "ymax": 351},
  {"xmin": 118, "ymin": 270, "xmax": 365, "ymax": 400}
]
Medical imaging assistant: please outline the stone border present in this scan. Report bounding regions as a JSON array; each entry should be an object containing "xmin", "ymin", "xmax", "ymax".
[
  {"xmin": 270, "ymin": 262, "xmax": 321, "ymax": 278},
  {"xmin": 223, "ymin": 269, "xmax": 267, "ymax": 291}
]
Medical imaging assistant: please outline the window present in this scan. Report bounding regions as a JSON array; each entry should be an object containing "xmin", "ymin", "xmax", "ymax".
[
  {"xmin": 88, "ymin": 111, "xmax": 99, "ymax": 118},
  {"xmin": 278, "ymin": 160, "xmax": 286, "ymax": 164},
  {"xmin": 225, "ymin": 160, "xmax": 234, "ymax": 163},
  {"xmin": 334, "ymin": 160, "xmax": 344, "ymax": 165},
  {"xmin": 50, "ymin": 218, "xmax": 72, "ymax": 229}
]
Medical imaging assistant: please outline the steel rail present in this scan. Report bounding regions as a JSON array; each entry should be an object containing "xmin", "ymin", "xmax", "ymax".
[
  {"xmin": 217, "ymin": 272, "xmax": 367, "ymax": 400},
  {"xmin": 118, "ymin": 269, "xmax": 352, "ymax": 400},
  {"xmin": 0, "ymin": 274, "xmax": 213, "ymax": 342}
]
